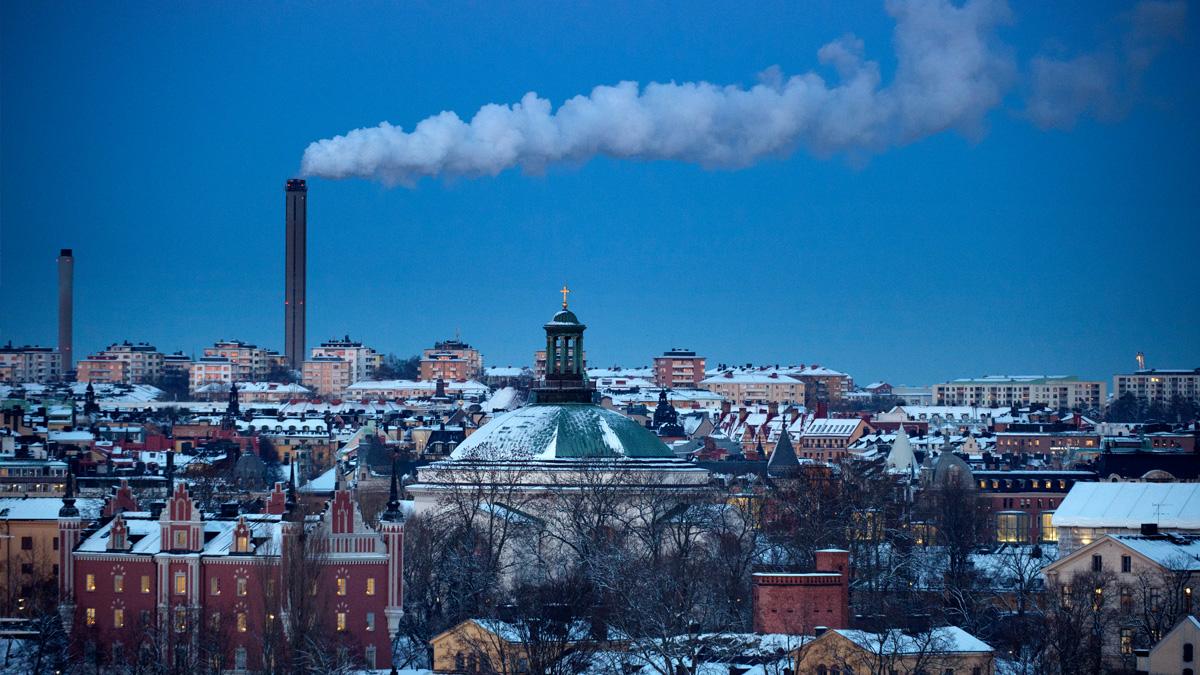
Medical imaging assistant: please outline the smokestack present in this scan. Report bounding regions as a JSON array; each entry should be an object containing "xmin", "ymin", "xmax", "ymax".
[
  {"xmin": 284, "ymin": 179, "xmax": 307, "ymax": 370},
  {"xmin": 57, "ymin": 249, "xmax": 74, "ymax": 375}
]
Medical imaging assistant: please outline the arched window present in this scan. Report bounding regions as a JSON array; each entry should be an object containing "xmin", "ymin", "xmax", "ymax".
[
  {"xmin": 1184, "ymin": 642, "xmax": 1194, "ymax": 662},
  {"xmin": 816, "ymin": 667, "xmax": 827, "ymax": 675}
]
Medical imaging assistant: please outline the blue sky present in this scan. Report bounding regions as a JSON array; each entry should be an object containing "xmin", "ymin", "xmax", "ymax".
[{"xmin": 2, "ymin": 1, "xmax": 1197, "ymax": 385}]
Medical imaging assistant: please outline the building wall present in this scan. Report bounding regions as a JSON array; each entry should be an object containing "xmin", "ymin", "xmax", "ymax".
[
  {"xmin": 701, "ymin": 379, "xmax": 805, "ymax": 404},
  {"xmin": 934, "ymin": 379, "xmax": 1107, "ymax": 410},
  {"xmin": 0, "ymin": 518, "xmax": 59, "ymax": 613},
  {"xmin": 1115, "ymin": 370, "xmax": 1200, "ymax": 405},
  {"xmin": 653, "ymin": 354, "xmax": 706, "ymax": 388},
  {"xmin": 1139, "ymin": 617, "xmax": 1200, "ymax": 675},
  {"xmin": 0, "ymin": 347, "xmax": 63, "ymax": 383},
  {"xmin": 752, "ymin": 550, "xmax": 850, "ymax": 634},
  {"xmin": 794, "ymin": 632, "xmax": 995, "ymax": 675}
]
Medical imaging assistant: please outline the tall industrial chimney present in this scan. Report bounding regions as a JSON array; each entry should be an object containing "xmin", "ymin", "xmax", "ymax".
[
  {"xmin": 57, "ymin": 248, "xmax": 74, "ymax": 375},
  {"xmin": 284, "ymin": 179, "xmax": 307, "ymax": 370}
]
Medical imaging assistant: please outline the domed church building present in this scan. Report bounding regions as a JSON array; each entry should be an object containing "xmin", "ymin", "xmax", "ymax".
[{"xmin": 407, "ymin": 294, "xmax": 711, "ymax": 514}]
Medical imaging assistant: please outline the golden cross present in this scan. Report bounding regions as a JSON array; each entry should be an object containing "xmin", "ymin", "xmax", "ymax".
[{"xmin": 560, "ymin": 284, "xmax": 571, "ymax": 309}]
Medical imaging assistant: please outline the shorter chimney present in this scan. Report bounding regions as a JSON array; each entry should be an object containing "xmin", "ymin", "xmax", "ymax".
[{"xmin": 1141, "ymin": 523, "xmax": 1160, "ymax": 537}]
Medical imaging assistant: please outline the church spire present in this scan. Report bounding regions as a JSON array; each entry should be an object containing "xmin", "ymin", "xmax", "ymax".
[
  {"xmin": 381, "ymin": 452, "xmax": 404, "ymax": 523},
  {"xmin": 59, "ymin": 471, "xmax": 80, "ymax": 518}
]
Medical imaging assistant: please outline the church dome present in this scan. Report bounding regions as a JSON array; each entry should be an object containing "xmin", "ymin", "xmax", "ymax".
[
  {"xmin": 450, "ymin": 403, "xmax": 674, "ymax": 461},
  {"xmin": 547, "ymin": 309, "xmax": 581, "ymax": 325}
]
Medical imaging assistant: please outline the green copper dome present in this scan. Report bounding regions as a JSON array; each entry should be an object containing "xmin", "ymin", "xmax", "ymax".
[{"xmin": 451, "ymin": 404, "xmax": 674, "ymax": 461}]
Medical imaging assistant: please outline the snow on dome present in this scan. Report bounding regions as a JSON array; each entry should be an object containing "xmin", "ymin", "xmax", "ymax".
[
  {"xmin": 450, "ymin": 404, "xmax": 673, "ymax": 461},
  {"xmin": 885, "ymin": 425, "xmax": 917, "ymax": 475}
]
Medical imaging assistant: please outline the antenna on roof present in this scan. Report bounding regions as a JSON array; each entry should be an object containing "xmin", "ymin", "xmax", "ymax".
[{"xmin": 1136, "ymin": 351, "xmax": 1146, "ymax": 370}]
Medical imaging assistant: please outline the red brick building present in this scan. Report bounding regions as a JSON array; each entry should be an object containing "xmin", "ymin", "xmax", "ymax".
[
  {"xmin": 58, "ymin": 471, "xmax": 405, "ymax": 670},
  {"xmin": 653, "ymin": 349, "xmax": 706, "ymax": 388},
  {"xmin": 752, "ymin": 549, "xmax": 850, "ymax": 634}
]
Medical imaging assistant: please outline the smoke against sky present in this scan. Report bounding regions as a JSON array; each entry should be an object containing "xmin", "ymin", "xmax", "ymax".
[{"xmin": 301, "ymin": 0, "xmax": 1185, "ymax": 186}]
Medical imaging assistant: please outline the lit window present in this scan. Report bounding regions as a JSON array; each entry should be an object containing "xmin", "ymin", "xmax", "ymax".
[
  {"xmin": 366, "ymin": 578, "xmax": 376, "ymax": 596},
  {"xmin": 175, "ymin": 573, "xmax": 187, "ymax": 595},
  {"xmin": 337, "ymin": 577, "xmax": 347, "ymax": 596},
  {"xmin": 85, "ymin": 607, "xmax": 96, "ymax": 626},
  {"xmin": 210, "ymin": 578, "xmax": 220, "ymax": 595},
  {"xmin": 237, "ymin": 612, "xmax": 247, "ymax": 633},
  {"xmin": 114, "ymin": 609, "xmax": 125, "ymax": 628},
  {"xmin": 114, "ymin": 575, "xmax": 124, "ymax": 593},
  {"xmin": 336, "ymin": 612, "xmax": 347, "ymax": 631},
  {"xmin": 140, "ymin": 575, "xmax": 151, "ymax": 593},
  {"xmin": 236, "ymin": 534, "xmax": 249, "ymax": 552},
  {"xmin": 1120, "ymin": 628, "xmax": 1134, "ymax": 654},
  {"xmin": 237, "ymin": 577, "xmax": 247, "ymax": 597},
  {"xmin": 1041, "ymin": 512, "xmax": 1057, "ymax": 543},
  {"xmin": 174, "ymin": 530, "xmax": 187, "ymax": 549},
  {"xmin": 86, "ymin": 574, "xmax": 96, "ymax": 592},
  {"xmin": 175, "ymin": 607, "xmax": 187, "ymax": 633}
]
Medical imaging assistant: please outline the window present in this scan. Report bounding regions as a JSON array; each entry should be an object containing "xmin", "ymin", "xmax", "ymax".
[
  {"xmin": 114, "ymin": 574, "xmax": 124, "ymax": 593},
  {"xmin": 174, "ymin": 573, "xmax": 187, "ymax": 595},
  {"xmin": 366, "ymin": 612, "xmax": 375, "ymax": 632},
  {"xmin": 210, "ymin": 577, "xmax": 220, "ymax": 595},
  {"xmin": 1061, "ymin": 586, "xmax": 1073, "ymax": 608},
  {"xmin": 85, "ymin": 607, "xmax": 96, "ymax": 626},
  {"xmin": 237, "ymin": 612, "xmax": 247, "ymax": 633},
  {"xmin": 1041, "ymin": 511, "xmax": 1057, "ymax": 543},
  {"xmin": 337, "ymin": 577, "xmax": 347, "ymax": 596},
  {"xmin": 86, "ymin": 574, "xmax": 96, "ymax": 592},
  {"xmin": 114, "ymin": 609, "xmax": 125, "ymax": 628},
  {"xmin": 1121, "ymin": 555, "xmax": 1131, "ymax": 573},
  {"xmin": 236, "ymin": 534, "xmax": 249, "ymax": 552},
  {"xmin": 237, "ymin": 577, "xmax": 247, "ymax": 597},
  {"xmin": 174, "ymin": 530, "xmax": 187, "ymax": 549},
  {"xmin": 1120, "ymin": 628, "xmax": 1133, "ymax": 654},
  {"xmin": 235, "ymin": 647, "xmax": 247, "ymax": 670},
  {"xmin": 996, "ymin": 512, "xmax": 1030, "ymax": 543},
  {"xmin": 366, "ymin": 577, "xmax": 376, "ymax": 596},
  {"xmin": 365, "ymin": 645, "xmax": 377, "ymax": 669},
  {"xmin": 53, "ymin": 538, "xmax": 59, "ymax": 551},
  {"xmin": 210, "ymin": 612, "xmax": 220, "ymax": 631},
  {"xmin": 336, "ymin": 612, "xmax": 347, "ymax": 631},
  {"xmin": 20, "ymin": 536, "xmax": 32, "ymax": 550},
  {"xmin": 1185, "ymin": 642, "xmax": 1194, "ymax": 662},
  {"xmin": 140, "ymin": 575, "xmax": 151, "ymax": 593},
  {"xmin": 1092, "ymin": 554, "xmax": 1103, "ymax": 572},
  {"xmin": 174, "ymin": 607, "xmax": 187, "ymax": 633},
  {"xmin": 1120, "ymin": 586, "xmax": 1133, "ymax": 612}
]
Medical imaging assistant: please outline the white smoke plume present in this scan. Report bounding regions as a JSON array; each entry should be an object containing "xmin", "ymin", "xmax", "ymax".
[
  {"xmin": 300, "ymin": 0, "xmax": 1181, "ymax": 185},
  {"xmin": 1025, "ymin": 0, "xmax": 1186, "ymax": 129}
]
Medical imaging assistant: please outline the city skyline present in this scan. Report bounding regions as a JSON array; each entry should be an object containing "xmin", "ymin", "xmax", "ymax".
[{"xmin": 3, "ymin": 1, "xmax": 1198, "ymax": 384}]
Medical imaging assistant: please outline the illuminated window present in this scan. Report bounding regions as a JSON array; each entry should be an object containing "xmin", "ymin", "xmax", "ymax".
[
  {"xmin": 86, "ymin": 574, "xmax": 96, "ymax": 592},
  {"xmin": 336, "ymin": 612, "xmax": 347, "ymax": 631},
  {"xmin": 1120, "ymin": 628, "xmax": 1134, "ymax": 654},
  {"xmin": 114, "ymin": 609, "xmax": 125, "ymax": 628},
  {"xmin": 174, "ymin": 530, "xmax": 187, "ymax": 550},
  {"xmin": 174, "ymin": 573, "xmax": 187, "ymax": 595},
  {"xmin": 1041, "ymin": 512, "xmax": 1057, "ymax": 543},
  {"xmin": 210, "ymin": 578, "xmax": 220, "ymax": 595},
  {"xmin": 113, "ymin": 575, "xmax": 124, "ymax": 593},
  {"xmin": 366, "ymin": 578, "xmax": 376, "ymax": 596},
  {"xmin": 237, "ymin": 612, "xmax": 247, "ymax": 633},
  {"xmin": 236, "ymin": 534, "xmax": 249, "ymax": 553},
  {"xmin": 237, "ymin": 577, "xmax": 247, "ymax": 597},
  {"xmin": 175, "ymin": 607, "xmax": 187, "ymax": 633},
  {"xmin": 996, "ymin": 512, "xmax": 1030, "ymax": 543},
  {"xmin": 85, "ymin": 607, "xmax": 96, "ymax": 626},
  {"xmin": 140, "ymin": 575, "xmax": 151, "ymax": 593},
  {"xmin": 337, "ymin": 577, "xmax": 347, "ymax": 596}
]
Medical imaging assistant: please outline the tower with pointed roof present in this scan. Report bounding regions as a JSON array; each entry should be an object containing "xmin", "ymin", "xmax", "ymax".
[
  {"xmin": 379, "ymin": 454, "xmax": 405, "ymax": 640},
  {"xmin": 57, "ymin": 472, "xmax": 83, "ymax": 629}
]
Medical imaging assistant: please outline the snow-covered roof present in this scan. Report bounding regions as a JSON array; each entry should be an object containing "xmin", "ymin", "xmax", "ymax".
[
  {"xmin": 831, "ymin": 626, "xmax": 992, "ymax": 655},
  {"xmin": 0, "ymin": 497, "xmax": 102, "ymax": 521},
  {"xmin": 484, "ymin": 366, "xmax": 527, "ymax": 377},
  {"xmin": 701, "ymin": 372, "xmax": 802, "ymax": 385},
  {"xmin": 1052, "ymin": 482, "xmax": 1200, "ymax": 530},
  {"xmin": 801, "ymin": 418, "xmax": 862, "ymax": 437},
  {"xmin": 479, "ymin": 387, "xmax": 521, "ymax": 413},
  {"xmin": 48, "ymin": 430, "xmax": 95, "ymax": 443},
  {"xmin": 300, "ymin": 466, "xmax": 339, "ymax": 493},
  {"xmin": 346, "ymin": 379, "xmax": 488, "ymax": 393},
  {"xmin": 1109, "ymin": 533, "xmax": 1200, "ymax": 570},
  {"xmin": 76, "ymin": 513, "xmax": 282, "ymax": 557},
  {"xmin": 449, "ymin": 404, "xmax": 674, "ymax": 461},
  {"xmin": 197, "ymin": 382, "xmax": 311, "ymax": 394}
]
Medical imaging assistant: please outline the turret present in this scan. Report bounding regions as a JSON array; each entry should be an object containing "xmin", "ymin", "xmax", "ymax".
[
  {"xmin": 57, "ymin": 473, "xmax": 83, "ymax": 628},
  {"xmin": 380, "ymin": 455, "xmax": 405, "ymax": 639}
]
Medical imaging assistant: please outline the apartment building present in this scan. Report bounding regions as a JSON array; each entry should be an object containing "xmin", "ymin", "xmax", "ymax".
[
  {"xmin": 933, "ymin": 375, "xmax": 1106, "ymax": 410},
  {"xmin": 0, "ymin": 344, "xmax": 62, "ymax": 383},
  {"xmin": 420, "ymin": 339, "xmax": 483, "ymax": 381},
  {"xmin": 302, "ymin": 356, "xmax": 354, "ymax": 396},
  {"xmin": 1114, "ymin": 368, "xmax": 1200, "ymax": 405},
  {"xmin": 700, "ymin": 371, "xmax": 805, "ymax": 404},
  {"xmin": 202, "ymin": 340, "xmax": 275, "ymax": 381},
  {"xmin": 188, "ymin": 355, "xmax": 234, "ymax": 393},
  {"xmin": 309, "ymin": 336, "xmax": 381, "ymax": 383},
  {"xmin": 653, "ymin": 348, "xmax": 706, "ymax": 388},
  {"xmin": 76, "ymin": 342, "xmax": 164, "ymax": 384},
  {"xmin": 75, "ymin": 355, "xmax": 129, "ymax": 384}
]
